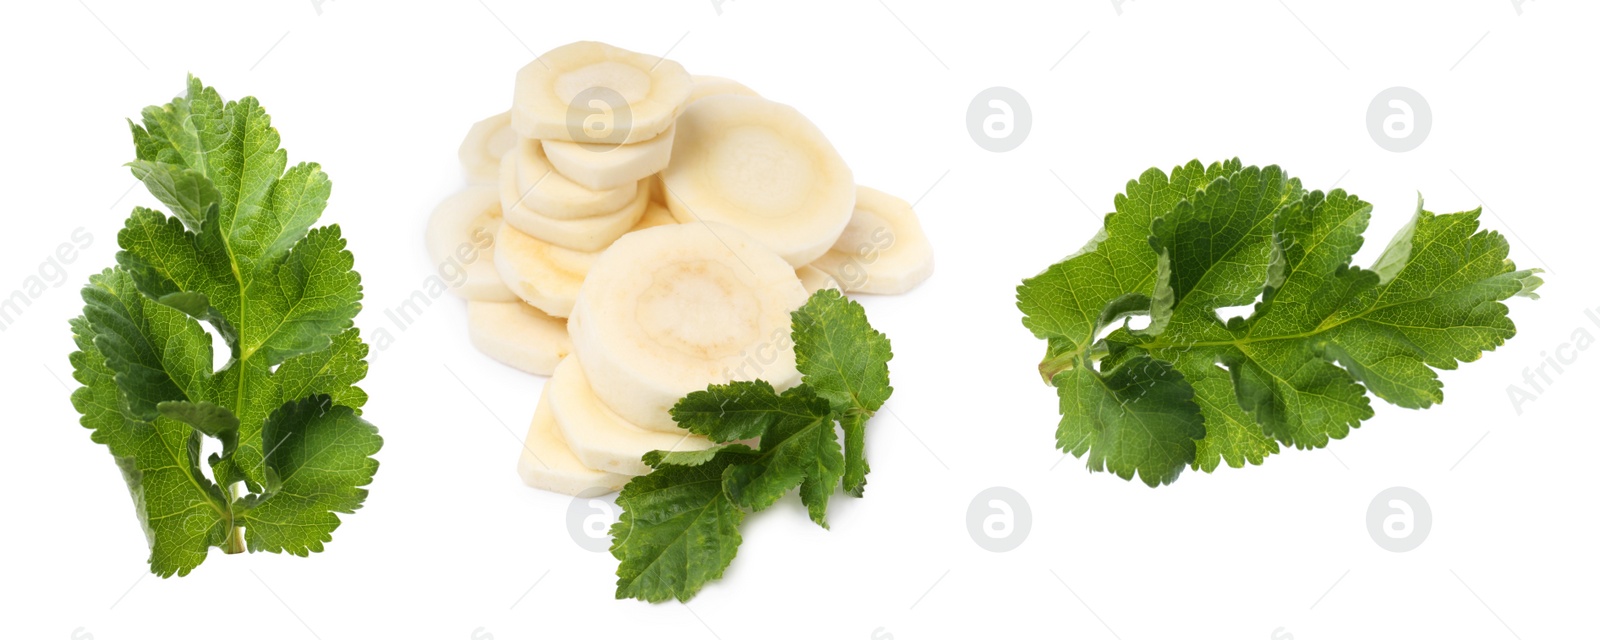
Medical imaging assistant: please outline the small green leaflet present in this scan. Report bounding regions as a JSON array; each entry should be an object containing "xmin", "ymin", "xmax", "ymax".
[
  {"xmin": 1019, "ymin": 160, "xmax": 1541, "ymax": 487},
  {"xmin": 68, "ymin": 77, "xmax": 380, "ymax": 577},
  {"xmin": 610, "ymin": 289, "xmax": 894, "ymax": 602}
]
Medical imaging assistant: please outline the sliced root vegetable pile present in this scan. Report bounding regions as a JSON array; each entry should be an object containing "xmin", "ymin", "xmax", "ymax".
[{"xmin": 425, "ymin": 44, "xmax": 928, "ymax": 598}]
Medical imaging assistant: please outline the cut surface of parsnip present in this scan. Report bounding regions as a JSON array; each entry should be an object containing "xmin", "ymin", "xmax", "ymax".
[
  {"xmin": 495, "ymin": 202, "xmax": 677, "ymax": 317},
  {"xmin": 547, "ymin": 357, "xmax": 715, "ymax": 475},
  {"xmin": 662, "ymin": 95, "xmax": 855, "ymax": 267},
  {"xmin": 425, "ymin": 185, "xmax": 518, "ymax": 302},
  {"xmin": 467, "ymin": 300, "xmax": 571, "ymax": 376},
  {"xmin": 811, "ymin": 186, "xmax": 935, "ymax": 295},
  {"xmin": 458, "ymin": 111, "xmax": 516, "ymax": 184},
  {"xmin": 568, "ymin": 222, "xmax": 808, "ymax": 431},
  {"xmin": 517, "ymin": 390, "xmax": 628, "ymax": 496},
  {"xmin": 686, "ymin": 75, "xmax": 759, "ymax": 104},
  {"xmin": 513, "ymin": 41, "xmax": 692, "ymax": 144}
]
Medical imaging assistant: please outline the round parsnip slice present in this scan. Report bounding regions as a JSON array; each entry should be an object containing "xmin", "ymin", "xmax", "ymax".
[
  {"xmin": 687, "ymin": 75, "xmax": 759, "ymax": 104},
  {"xmin": 512, "ymin": 41, "xmax": 692, "ymax": 144},
  {"xmin": 541, "ymin": 125, "xmax": 675, "ymax": 191},
  {"xmin": 517, "ymin": 390, "xmax": 627, "ymax": 496},
  {"xmin": 425, "ymin": 186, "xmax": 518, "ymax": 302},
  {"xmin": 811, "ymin": 186, "xmax": 935, "ymax": 295},
  {"xmin": 467, "ymin": 300, "xmax": 572, "ymax": 376},
  {"xmin": 796, "ymin": 265, "xmax": 842, "ymax": 295},
  {"xmin": 569, "ymin": 223, "xmax": 808, "ymax": 431},
  {"xmin": 500, "ymin": 155, "xmax": 651, "ymax": 252},
  {"xmin": 505, "ymin": 141, "xmax": 639, "ymax": 220},
  {"xmin": 458, "ymin": 111, "xmax": 517, "ymax": 184},
  {"xmin": 662, "ymin": 95, "xmax": 855, "ymax": 267},
  {"xmin": 492, "ymin": 202, "xmax": 677, "ymax": 318},
  {"xmin": 548, "ymin": 357, "xmax": 715, "ymax": 475}
]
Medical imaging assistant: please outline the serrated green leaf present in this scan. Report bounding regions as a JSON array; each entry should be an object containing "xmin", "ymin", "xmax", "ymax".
[
  {"xmin": 69, "ymin": 77, "xmax": 377, "ymax": 575},
  {"xmin": 722, "ymin": 414, "xmax": 844, "ymax": 527},
  {"xmin": 1022, "ymin": 161, "xmax": 1540, "ymax": 485},
  {"xmin": 791, "ymin": 288, "xmax": 892, "ymax": 494},
  {"xmin": 670, "ymin": 380, "xmax": 830, "ymax": 443},
  {"xmin": 1053, "ymin": 353, "xmax": 1204, "ymax": 487},
  {"xmin": 1020, "ymin": 159, "xmax": 1242, "ymax": 375},
  {"xmin": 114, "ymin": 78, "xmax": 363, "ymax": 491},
  {"xmin": 79, "ymin": 269, "xmax": 215, "ymax": 420},
  {"xmin": 612, "ymin": 448, "xmax": 758, "ymax": 603},
  {"xmin": 70, "ymin": 316, "xmax": 229, "ymax": 577},
  {"xmin": 237, "ymin": 396, "xmax": 381, "ymax": 556}
]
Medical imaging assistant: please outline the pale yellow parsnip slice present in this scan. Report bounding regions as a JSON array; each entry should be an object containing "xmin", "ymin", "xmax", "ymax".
[
  {"xmin": 458, "ymin": 111, "xmax": 517, "ymax": 184},
  {"xmin": 686, "ymin": 75, "xmax": 760, "ymax": 104},
  {"xmin": 541, "ymin": 125, "xmax": 676, "ymax": 191},
  {"xmin": 499, "ymin": 150, "xmax": 650, "ymax": 252},
  {"xmin": 506, "ymin": 140, "xmax": 638, "ymax": 220},
  {"xmin": 548, "ymin": 356, "xmax": 715, "ymax": 475},
  {"xmin": 467, "ymin": 300, "xmax": 572, "ymax": 376},
  {"xmin": 425, "ymin": 186, "xmax": 517, "ymax": 302},
  {"xmin": 568, "ymin": 222, "xmax": 807, "ymax": 431},
  {"xmin": 662, "ymin": 95, "xmax": 855, "ymax": 267},
  {"xmin": 517, "ymin": 389, "xmax": 628, "ymax": 496},
  {"xmin": 494, "ymin": 202, "xmax": 678, "ymax": 318},
  {"xmin": 512, "ymin": 41, "xmax": 692, "ymax": 144},
  {"xmin": 811, "ymin": 186, "xmax": 935, "ymax": 295}
]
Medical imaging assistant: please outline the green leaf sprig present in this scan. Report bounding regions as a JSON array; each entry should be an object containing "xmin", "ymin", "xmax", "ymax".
[
  {"xmin": 1018, "ymin": 160, "xmax": 1542, "ymax": 487},
  {"xmin": 69, "ymin": 77, "xmax": 380, "ymax": 576},
  {"xmin": 609, "ymin": 289, "xmax": 893, "ymax": 602}
]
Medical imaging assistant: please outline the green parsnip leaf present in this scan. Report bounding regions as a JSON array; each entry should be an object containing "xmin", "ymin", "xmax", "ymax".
[
  {"xmin": 238, "ymin": 397, "xmax": 382, "ymax": 556},
  {"xmin": 610, "ymin": 289, "xmax": 895, "ymax": 602},
  {"xmin": 69, "ymin": 77, "xmax": 378, "ymax": 576},
  {"xmin": 792, "ymin": 289, "xmax": 893, "ymax": 495},
  {"xmin": 611, "ymin": 447, "xmax": 757, "ymax": 603},
  {"xmin": 1020, "ymin": 160, "xmax": 1540, "ymax": 486}
]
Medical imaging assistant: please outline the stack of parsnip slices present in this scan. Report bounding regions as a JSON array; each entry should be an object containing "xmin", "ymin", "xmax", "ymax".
[{"xmin": 426, "ymin": 41, "xmax": 935, "ymax": 496}]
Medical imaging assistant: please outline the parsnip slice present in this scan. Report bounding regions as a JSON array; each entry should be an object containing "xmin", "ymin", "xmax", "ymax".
[
  {"xmin": 662, "ymin": 95, "xmax": 855, "ymax": 267},
  {"xmin": 687, "ymin": 75, "xmax": 760, "ymax": 104},
  {"xmin": 506, "ymin": 140, "xmax": 639, "ymax": 220},
  {"xmin": 499, "ymin": 150, "xmax": 650, "ymax": 252},
  {"xmin": 517, "ymin": 389, "xmax": 628, "ymax": 496},
  {"xmin": 548, "ymin": 356, "xmax": 715, "ymax": 475},
  {"xmin": 492, "ymin": 202, "xmax": 678, "ymax": 318},
  {"xmin": 796, "ymin": 265, "xmax": 842, "ymax": 295},
  {"xmin": 512, "ymin": 41, "xmax": 691, "ymax": 144},
  {"xmin": 467, "ymin": 300, "xmax": 572, "ymax": 376},
  {"xmin": 425, "ymin": 186, "xmax": 517, "ymax": 302},
  {"xmin": 458, "ymin": 111, "xmax": 517, "ymax": 184},
  {"xmin": 569, "ymin": 222, "xmax": 807, "ymax": 431},
  {"xmin": 541, "ymin": 125, "xmax": 675, "ymax": 191},
  {"xmin": 811, "ymin": 186, "xmax": 935, "ymax": 295}
]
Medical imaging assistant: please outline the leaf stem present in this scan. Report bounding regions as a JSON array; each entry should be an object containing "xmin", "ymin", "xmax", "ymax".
[
  {"xmin": 222, "ymin": 482, "xmax": 246, "ymax": 554},
  {"xmin": 1038, "ymin": 343, "xmax": 1107, "ymax": 382}
]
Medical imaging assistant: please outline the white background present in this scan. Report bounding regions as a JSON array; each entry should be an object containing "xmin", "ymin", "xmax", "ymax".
[{"xmin": 2, "ymin": 1, "xmax": 1594, "ymax": 638}]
